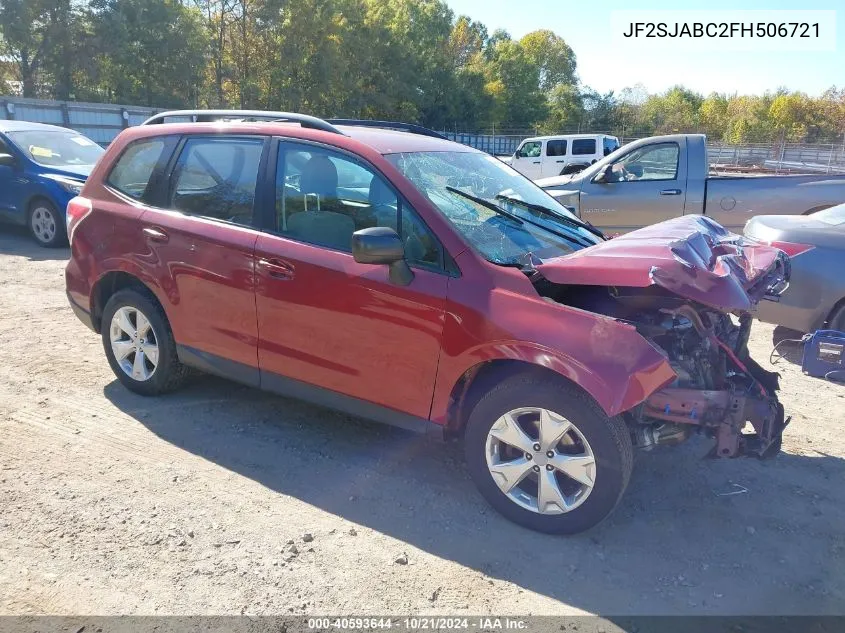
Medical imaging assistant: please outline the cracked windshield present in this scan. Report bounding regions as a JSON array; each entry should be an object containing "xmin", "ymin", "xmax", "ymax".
[{"xmin": 385, "ymin": 151, "xmax": 601, "ymax": 265}]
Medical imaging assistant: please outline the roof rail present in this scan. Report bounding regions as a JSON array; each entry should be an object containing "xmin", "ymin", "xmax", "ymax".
[
  {"xmin": 326, "ymin": 119, "xmax": 447, "ymax": 140},
  {"xmin": 142, "ymin": 110, "xmax": 343, "ymax": 134}
]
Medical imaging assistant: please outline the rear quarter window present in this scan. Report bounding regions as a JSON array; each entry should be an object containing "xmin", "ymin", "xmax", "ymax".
[{"xmin": 106, "ymin": 138, "xmax": 169, "ymax": 200}]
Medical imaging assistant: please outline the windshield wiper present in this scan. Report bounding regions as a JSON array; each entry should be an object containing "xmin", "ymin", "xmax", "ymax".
[
  {"xmin": 445, "ymin": 186, "xmax": 524, "ymax": 225},
  {"xmin": 495, "ymin": 194, "xmax": 606, "ymax": 240},
  {"xmin": 448, "ymin": 186, "xmax": 592, "ymax": 249}
]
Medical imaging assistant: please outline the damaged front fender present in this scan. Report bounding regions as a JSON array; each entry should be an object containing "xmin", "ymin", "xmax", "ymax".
[{"xmin": 431, "ymin": 287, "xmax": 679, "ymax": 426}]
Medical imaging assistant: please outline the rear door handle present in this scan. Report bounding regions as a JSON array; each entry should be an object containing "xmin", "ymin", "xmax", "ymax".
[
  {"xmin": 659, "ymin": 189, "xmax": 682, "ymax": 196},
  {"xmin": 532, "ymin": 161, "xmax": 541, "ymax": 164},
  {"xmin": 556, "ymin": 159, "xmax": 565, "ymax": 163},
  {"xmin": 258, "ymin": 257, "xmax": 295, "ymax": 280},
  {"xmin": 142, "ymin": 226, "xmax": 169, "ymax": 242}
]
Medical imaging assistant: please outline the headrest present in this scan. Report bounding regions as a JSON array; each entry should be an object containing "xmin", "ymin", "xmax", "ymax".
[{"xmin": 300, "ymin": 155, "xmax": 338, "ymax": 197}]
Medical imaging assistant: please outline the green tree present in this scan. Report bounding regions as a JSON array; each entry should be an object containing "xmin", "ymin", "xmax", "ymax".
[
  {"xmin": 0, "ymin": 0, "xmax": 54, "ymax": 97},
  {"xmin": 769, "ymin": 92, "xmax": 813, "ymax": 142},
  {"xmin": 723, "ymin": 95, "xmax": 770, "ymax": 143},
  {"xmin": 191, "ymin": 0, "xmax": 237, "ymax": 107},
  {"xmin": 541, "ymin": 83, "xmax": 583, "ymax": 133},
  {"xmin": 519, "ymin": 29, "xmax": 576, "ymax": 92},
  {"xmin": 90, "ymin": 0, "xmax": 208, "ymax": 106},
  {"xmin": 699, "ymin": 93, "xmax": 729, "ymax": 140},
  {"xmin": 580, "ymin": 88, "xmax": 616, "ymax": 131},
  {"xmin": 484, "ymin": 38, "xmax": 546, "ymax": 129},
  {"xmin": 448, "ymin": 14, "xmax": 486, "ymax": 69},
  {"xmin": 641, "ymin": 85, "xmax": 701, "ymax": 134}
]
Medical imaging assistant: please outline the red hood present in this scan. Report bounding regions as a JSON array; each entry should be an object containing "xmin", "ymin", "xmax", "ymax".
[{"xmin": 535, "ymin": 215, "xmax": 786, "ymax": 312}]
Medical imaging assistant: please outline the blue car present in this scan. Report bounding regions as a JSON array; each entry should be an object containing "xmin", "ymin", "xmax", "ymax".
[{"xmin": 0, "ymin": 120, "xmax": 104, "ymax": 247}]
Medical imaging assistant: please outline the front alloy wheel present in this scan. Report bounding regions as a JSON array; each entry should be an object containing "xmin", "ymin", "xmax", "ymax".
[
  {"xmin": 464, "ymin": 374, "xmax": 633, "ymax": 534},
  {"xmin": 109, "ymin": 306, "xmax": 160, "ymax": 381},
  {"xmin": 486, "ymin": 407, "xmax": 596, "ymax": 515}
]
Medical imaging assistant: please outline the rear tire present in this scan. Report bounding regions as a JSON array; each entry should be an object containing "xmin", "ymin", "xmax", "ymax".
[
  {"xmin": 464, "ymin": 373, "xmax": 633, "ymax": 534},
  {"xmin": 28, "ymin": 199, "xmax": 66, "ymax": 247},
  {"xmin": 101, "ymin": 289, "xmax": 188, "ymax": 396}
]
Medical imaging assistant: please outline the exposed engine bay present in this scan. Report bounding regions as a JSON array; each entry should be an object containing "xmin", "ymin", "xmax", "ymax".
[{"xmin": 534, "ymin": 280, "xmax": 788, "ymax": 459}]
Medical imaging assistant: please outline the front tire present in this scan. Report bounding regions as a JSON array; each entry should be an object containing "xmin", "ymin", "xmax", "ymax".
[
  {"xmin": 101, "ymin": 289, "xmax": 188, "ymax": 396},
  {"xmin": 28, "ymin": 199, "xmax": 66, "ymax": 247},
  {"xmin": 464, "ymin": 373, "xmax": 633, "ymax": 534}
]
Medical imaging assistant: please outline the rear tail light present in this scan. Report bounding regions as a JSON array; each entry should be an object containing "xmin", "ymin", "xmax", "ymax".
[
  {"xmin": 768, "ymin": 240, "xmax": 815, "ymax": 258},
  {"xmin": 66, "ymin": 196, "xmax": 92, "ymax": 243}
]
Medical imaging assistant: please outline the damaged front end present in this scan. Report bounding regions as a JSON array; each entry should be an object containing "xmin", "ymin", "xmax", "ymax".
[
  {"xmin": 630, "ymin": 305, "xmax": 787, "ymax": 459},
  {"xmin": 531, "ymin": 215, "xmax": 790, "ymax": 459}
]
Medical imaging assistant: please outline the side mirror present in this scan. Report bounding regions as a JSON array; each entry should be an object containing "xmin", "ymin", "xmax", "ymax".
[
  {"xmin": 0, "ymin": 153, "xmax": 16, "ymax": 167},
  {"xmin": 593, "ymin": 164, "xmax": 613, "ymax": 184},
  {"xmin": 352, "ymin": 226, "xmax": 414, "ymax": 286}
]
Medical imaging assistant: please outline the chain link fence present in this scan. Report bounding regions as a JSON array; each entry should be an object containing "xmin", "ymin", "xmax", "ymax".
[
  {"xmin": 3, "ymin": 96, "xmax": 844, "ymax": 175},
  {"xmin": 444, "ymin": 130, "xmax": 845, "ymax": 175}
]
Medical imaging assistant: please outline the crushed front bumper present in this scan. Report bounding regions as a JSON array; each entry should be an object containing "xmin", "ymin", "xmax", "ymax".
[{"xmin": 642, "ymin": 387, "xmax": 788, "ymax": 459}]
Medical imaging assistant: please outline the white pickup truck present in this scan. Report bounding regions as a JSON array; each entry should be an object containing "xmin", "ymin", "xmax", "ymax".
[
  {"xmin": 536, "ymin": 134, "xmax": 845, "ymax": 233},
  {"xmin": 502, "ymin": 133, "xmax": 620, "ymax": 179}
]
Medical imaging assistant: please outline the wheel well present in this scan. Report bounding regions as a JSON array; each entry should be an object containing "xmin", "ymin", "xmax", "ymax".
[
  {"xmin": 27, "ymin": 195, "xmax": 57, "ymax": 215},
  {"xmin": 91, "ymin": 272, "xmax": 158, "ymax": 333},
  {"xmin": 444, "ymin": 360, "xmax": 575, "ymax": 439},
  {"xmin": 561, "ymin": 164, "xmax": 587, "ymax": 175},
  {"xmin": 825, "ymin": 295, "xmax": 845, "ymax": 330}
]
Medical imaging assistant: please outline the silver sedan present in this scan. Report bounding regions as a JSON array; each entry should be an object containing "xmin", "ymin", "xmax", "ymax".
[{"xmin": 745, "ymin": 204, "xmax": 845, "ymax": 333}]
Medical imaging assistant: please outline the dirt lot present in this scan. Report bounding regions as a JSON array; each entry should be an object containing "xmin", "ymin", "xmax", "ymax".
[{"xmin": 0, "ymin": 227, "xmax": 843, "ymax": 617}]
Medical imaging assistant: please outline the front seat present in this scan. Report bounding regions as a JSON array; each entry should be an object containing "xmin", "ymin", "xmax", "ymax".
[{"xmin": 287, "ymin": 155, "xmax": 355, "ymax": 251}]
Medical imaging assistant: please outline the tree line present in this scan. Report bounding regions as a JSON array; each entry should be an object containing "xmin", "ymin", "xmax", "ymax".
[{"xmin": 1, "ymin": 0, "xmax": 843, "ymax": 144}]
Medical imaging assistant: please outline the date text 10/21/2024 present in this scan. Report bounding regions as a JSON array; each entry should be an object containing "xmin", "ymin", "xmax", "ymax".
[{"xmin": 307, "ymin": 618, "xmax": 529, "ymax": 630}]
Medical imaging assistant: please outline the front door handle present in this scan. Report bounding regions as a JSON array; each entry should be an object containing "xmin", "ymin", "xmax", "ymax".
[
  {"xmin": 142, "ymin": 226, "xmax": 169, "ymax": 242},
  {"xmin": 258, "ymin": 257, "xmax": 295, "ymax": 280},
  {"xmin": 659, "ymin": 189, "xmax": 682, "ymax": 196}
]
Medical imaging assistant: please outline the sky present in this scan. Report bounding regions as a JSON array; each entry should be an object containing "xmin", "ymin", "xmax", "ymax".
[{"xmin": 444, "ymin": 0, "xmax": 844, "ymax": 97}]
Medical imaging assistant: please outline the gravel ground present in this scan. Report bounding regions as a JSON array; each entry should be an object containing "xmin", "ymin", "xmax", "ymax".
[{"xmin": 0, "ymin": 227, "xmax": 843, "ymax": 617}]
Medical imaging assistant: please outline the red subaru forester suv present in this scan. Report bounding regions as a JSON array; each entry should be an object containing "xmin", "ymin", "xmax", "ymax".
[{"xmin": 66, "ymin": 110, "xmax": 789, "ymax": 534}]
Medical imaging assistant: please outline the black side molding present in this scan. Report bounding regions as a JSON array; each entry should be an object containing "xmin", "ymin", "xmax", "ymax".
[
  {"xmin": 176, "ymin": 344, "xmax": 444, "ymax": 439},
  {"xmin": 177, "ymin": 345, "xmax": 261, "ymax": 387}
]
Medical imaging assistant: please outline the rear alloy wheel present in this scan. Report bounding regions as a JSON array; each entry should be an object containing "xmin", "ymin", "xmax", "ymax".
[
  {"xmin": 101, "ymin": 289, "xmax": 188, "ymax": 395},
  {"xmin": 465, "ymin": 374, "xmax": 633, "ymax": 534},
  {"xmin": 110, "ymin": 306, "xmax": 160, "ymax": 382},
  {"xmin": 29, "ymin": 201, "xmax": 65, "ymax": 247}
]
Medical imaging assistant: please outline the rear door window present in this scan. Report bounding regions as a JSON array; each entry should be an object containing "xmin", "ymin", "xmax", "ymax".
[
  {"xmin": 169, "ymin": 136, "xmax": 264, "ymax": 226},
  {"xmin": 571, "ymin": 139, "xmax": 596, "ymax": 156},
  {"xmin": 547, "ymin": 140, "xmax": 567, "ymax": 157},
  {"xmin": 107, "ymin": 138, "xmax": 170, "ymax": 200}
]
